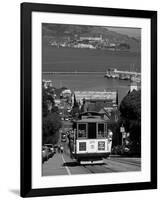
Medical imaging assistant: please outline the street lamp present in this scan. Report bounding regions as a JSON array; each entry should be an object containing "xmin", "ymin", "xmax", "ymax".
[{"xmin": 120, "ymin": 124, "xmax": 125, "ymax": 145}]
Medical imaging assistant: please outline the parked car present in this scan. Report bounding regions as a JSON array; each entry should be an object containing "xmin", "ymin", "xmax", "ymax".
[
  {"xmin": 44, "ymin": 144, "xmax": 55, "ymax": 158},
  {"xmin": 61, "ymin": 133, "xmax": 67, "ymax": 142},
  {"xmin": 53, "ymin": 144, "xmax": 58, "ymax": 153},
  {"xmin": 44, "ymin": 144, "xmax": 54, "ymax": 153},
  {"xmin": 111, "ymin": 143, "xmax": 141, "ymax": 157},
  {"xmin": 42, "ymin": 146, "xmax": 49, "ymax": 163}
]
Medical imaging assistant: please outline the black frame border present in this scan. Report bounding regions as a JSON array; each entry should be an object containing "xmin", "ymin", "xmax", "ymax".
[{"xmin": 21, "ymin": 2, "xmax": 157, "ymax": 197}]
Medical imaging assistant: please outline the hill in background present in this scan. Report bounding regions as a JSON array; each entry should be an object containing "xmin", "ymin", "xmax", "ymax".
[{"xmin": 42, "ymin": 24, "xmax": 141, "ymax": 52}]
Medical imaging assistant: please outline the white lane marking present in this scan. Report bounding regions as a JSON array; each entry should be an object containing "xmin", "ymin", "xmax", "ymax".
[{"xmin": 61, "ymin": 154, "xmax": 71, "ymax": 175}]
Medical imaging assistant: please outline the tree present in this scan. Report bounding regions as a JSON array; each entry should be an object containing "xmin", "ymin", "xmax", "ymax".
[
  {"xmin": 118, "ymin": 43, "xmax": 130, "ymax": 50},
  {"xmin": 42, "ymin": 83, "xmax": 62, "ymax": 144},
  {"xmin": 43, "ymin": 112, "xmax": 62, "ymax": 145},
  {"xmin": 42, "ymin": 86, "xmax": 55, "ymax": 117},
  {"xmin": 71, "ymin": 105, "xmax": 80, "ymax": 119},
  {"xmin": 119, "ymin": 90, "xmax": 141, "ymax": 154},
  {"xmin": 71, "ymin": 94, "xmax": 80, "ymax": 118},
  {"xmin": 120, "ymin": 90, "xmax": 141, "ymax": 122},
  {"xmin": 73, "ymin": 94, "xmax": 78, "ymax": 107}
]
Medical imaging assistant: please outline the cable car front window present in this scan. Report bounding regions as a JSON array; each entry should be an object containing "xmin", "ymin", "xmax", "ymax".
[
  {"xmin": 78, "ymin": 123, "xmax": 87, "ymax": 138},
  {"xmin": 97, "ymin": 123, "xmax": 105, "ymax": 138}
]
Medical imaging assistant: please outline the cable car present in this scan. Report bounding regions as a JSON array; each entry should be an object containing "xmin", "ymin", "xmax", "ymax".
[{"xmin": 69, "ymin": 112, "xmax": 113, "ymax": 164}]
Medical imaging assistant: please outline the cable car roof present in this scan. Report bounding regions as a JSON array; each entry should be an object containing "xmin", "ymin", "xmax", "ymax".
[
  {"xmin": 79, "ymin": 111, "xmax": 102, "ymax": 117},
  {"xmin": 76, "ymin": 118, "xmax": 106, "ymax": 123}
]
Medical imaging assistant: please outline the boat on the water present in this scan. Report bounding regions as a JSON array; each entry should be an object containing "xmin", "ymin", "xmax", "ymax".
[
  {"xmin": 130, "ymin": 75, "xmax": 141, "ymax": 83},
  {"xmin": 105, "ymin": 68, "xmax": 119, "ymax": 79},
  {"xmin": 119, "ymin": 74, "xmax": 130, "ymax": 80}
]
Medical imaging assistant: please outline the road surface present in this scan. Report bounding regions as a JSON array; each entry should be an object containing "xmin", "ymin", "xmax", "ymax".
[{"xmin": 42, "ymin": 142, "xmax": 141, "ymax": 176}]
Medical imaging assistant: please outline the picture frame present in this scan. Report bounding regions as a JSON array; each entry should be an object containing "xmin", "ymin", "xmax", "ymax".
[{"xmin": 21, "ymin": 2, "xmax": 157, "ymax": 197}]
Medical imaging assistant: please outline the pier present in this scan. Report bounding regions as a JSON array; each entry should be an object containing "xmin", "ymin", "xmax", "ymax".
[
  {"xmin": 42, "ymin": 70, "xmax": 141, "ymax": 82},
  {"xmin": 105, "ymin": 68, "xmax": 141, "ymax": 76},
  {"xmin": 105, "ymin": 68, "xmax": 141, "ymax": 82},
  {"xmin": 114, "ymin": 70, "xmax": 141, "ymax": 76},
  {"xmin": 42, "ymin": 71, "xmax": 104, "ymax": 74},
  {"xmin": 42, "ymin": 70, "xmax": 141, "ymax": 75}
]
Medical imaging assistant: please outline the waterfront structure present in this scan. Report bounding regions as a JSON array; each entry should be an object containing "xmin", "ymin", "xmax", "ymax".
[
  {"xmin": 109, "ymin": 43, "xmax": 116, "ymax": 47},
  {"xmin": 105, "ymin": 68, "xmax": 141, "ymax": 82},
  {"xmin": 74, "ymin": 43, "xmax": 95, "ymax": 49},
  {"xmin": 79, "ymin": 35, "xmax": 103, "ymax": 41}
]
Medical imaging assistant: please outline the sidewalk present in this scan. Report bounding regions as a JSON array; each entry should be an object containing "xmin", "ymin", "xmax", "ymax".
[{"xmin": 42, "ymin": 153, "xmax": 68, "ymax": 176}]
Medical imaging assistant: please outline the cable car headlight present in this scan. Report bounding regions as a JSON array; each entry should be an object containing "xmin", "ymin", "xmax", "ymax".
[{"xmin": 107, "ymin": 130, "xmax": 113, "ymax": 141}]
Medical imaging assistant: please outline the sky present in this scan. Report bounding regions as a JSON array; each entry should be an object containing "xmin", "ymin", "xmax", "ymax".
[{"xmin": 107, "ymin": 27, "xmax": 141, "ymax": 38}]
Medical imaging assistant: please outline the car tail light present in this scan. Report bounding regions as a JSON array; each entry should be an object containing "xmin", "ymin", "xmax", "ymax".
[
  {"xmin": 98, "ymin": 141, "xmax": 105, "ymax": 150},
  {"xmin": 79, "ymin": 142, "xmax": 86, "ymax": 151}
]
